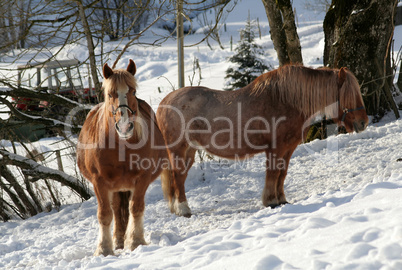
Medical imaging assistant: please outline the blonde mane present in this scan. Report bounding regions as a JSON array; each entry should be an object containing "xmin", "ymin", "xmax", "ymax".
[
  {"xmin": 102, "ymin": 69, "xmax": 138, "ymax": 96},
  {"xmin": 252, "ymin": 65, "xmax": 363, "ymax": 117}
]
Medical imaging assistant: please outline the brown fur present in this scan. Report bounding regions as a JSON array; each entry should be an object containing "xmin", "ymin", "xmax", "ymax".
[
  {"xmin": 251, "ymin": 65, "xmax": 363, "ymax": 117},
  {"xmin": 77, "ymin": 60, "xmax": 168, "ymax": 256},
  {"xmin": 156, "ymin": 65, "xmax": 369, "ymax": 217}
]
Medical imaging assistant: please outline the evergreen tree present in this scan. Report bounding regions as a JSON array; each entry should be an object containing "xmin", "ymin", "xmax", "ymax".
[{"xmin": 225, "ymin": 18, "xmax": 272, "ymax": 90}]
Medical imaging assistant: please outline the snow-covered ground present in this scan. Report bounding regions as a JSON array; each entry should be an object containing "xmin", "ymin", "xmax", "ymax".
[
  {"xmin": 1, "ymin": 117, "xmax": 402, "ymax": 269},
  {"xmin": 1, "ymin": 0, "xmax": 402, "ymax": 269}
]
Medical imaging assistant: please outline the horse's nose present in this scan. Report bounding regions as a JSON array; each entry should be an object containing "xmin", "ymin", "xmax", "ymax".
[
  {"xmin": 115, "ymin": 120, "xmax": 134, "ymax": 139},
  {"xmin": 361, "ymin": 120, "xmax": 368, "ymax": 130},
  {"xmin": 355, "ymin": 120, "xmax": 368, "ymax": 133}
]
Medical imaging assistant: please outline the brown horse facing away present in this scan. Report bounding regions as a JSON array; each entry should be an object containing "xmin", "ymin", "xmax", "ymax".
[
  {"xmin": 157, "ymin": 65, "xmax": 369, "ymax": 217},
  {"xmin": 77, "ymin": 60, "xmax": 169, "ymax": 256}
]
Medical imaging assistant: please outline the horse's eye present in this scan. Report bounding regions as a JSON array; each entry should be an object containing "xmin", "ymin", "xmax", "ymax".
[
  {"xmin": 133, "ymin": 91, "xmax": 136, "ymax": 96},
  {"xmin": 108, "ymin": 94, "xmax": 112, "ymax": 98}
]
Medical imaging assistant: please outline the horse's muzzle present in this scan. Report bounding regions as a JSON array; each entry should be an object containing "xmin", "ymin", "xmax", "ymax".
[
  {"xmin": 353, "ymin": 120, "xmax": 368, "ymax": 133},
  {"xmin": 115, "ymin": 120, "xmax": 134, "ymax": 139},
  {"xmin": 112, "ymin": 105, "xmax": 136, "ymax": 139}
]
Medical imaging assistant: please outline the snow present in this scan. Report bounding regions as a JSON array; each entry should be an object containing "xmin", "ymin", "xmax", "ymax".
[
  {"xmin": 1, "ymin": 0, "xmax": 402, "ymax": 269},
  {"xmin": 1, "ymin": 119, "xmax": 402, "ymax": 269}
]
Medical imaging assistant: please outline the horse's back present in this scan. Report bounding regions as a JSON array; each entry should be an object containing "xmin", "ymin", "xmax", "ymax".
[
  {"xmin": 157, "ymin": 86, "xmax": 231, "ymax": 120},
  {"xmin": 157, "ymin": 87, "xmax": 212, "ymax": 139},
  {"xmin": 159, "ymin": 86, "xmax": 211, "ymax": 108}
]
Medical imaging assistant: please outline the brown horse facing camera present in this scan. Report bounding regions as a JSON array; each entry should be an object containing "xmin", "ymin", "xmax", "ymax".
[
  {"xmin": 77, "ymin": 60, "xmax": 168, "ymax": 256},
  {"xmin": 157, "ymin": 65, "xmax": 369, "ymax": 217}
]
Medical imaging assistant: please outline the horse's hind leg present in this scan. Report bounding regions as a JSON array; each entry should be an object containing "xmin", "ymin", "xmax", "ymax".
[
  {"xmin": 93, "ymin": 185, "xmax": 114, "ymax": 256},
  {"xmin": 262, "ymin": 165, "xmax": 280, "ymax": 208},
  {"xmin": 125, "ymin": 185, "xmax": 147, "ymax": 250},
  {"xmin": 276, "ymin": 148, "xmax": 297, "ymax": 204},
  {"xmin": 112, "ymin": 191, "xmax": 129, "ymax": 249},
  {"xmin": 262, "ymin": 150, "xmax": 292, "ymax": 207},
  {"xmin": 169, "ymin": 147, "xmax": 195, "ymax": 217},
  {"xmin": 262, "ymin": 150, "xmax": 284, "ymax": 208},
  {"xmin": 276, "ymin": 170, "xmax": 288, "ymax": 205},
  {"xmin": 276, "ymin": 152, "xmax": 292, "ymax": 205}
]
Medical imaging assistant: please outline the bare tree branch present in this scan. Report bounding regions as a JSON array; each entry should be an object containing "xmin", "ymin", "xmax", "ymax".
[
  {"xmin": 0, "ymin": 149, "xmax": 92, "ymax": 200},
  {"xmin": 112, "ymin": 8, "xmax": 171, "ymax": 68}
]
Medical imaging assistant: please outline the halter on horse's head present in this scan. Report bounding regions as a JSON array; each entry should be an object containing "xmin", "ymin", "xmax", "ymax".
[
  {"xmin": 335, "ymin": 67, "xmax": 368, "ymax": 133},
  {"xmin": 103, "ymin": 60, "xmax": 139, "ymax": 139}
]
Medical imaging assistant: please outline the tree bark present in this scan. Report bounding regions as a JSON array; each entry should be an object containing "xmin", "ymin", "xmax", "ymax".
[
  {"xmin": 276, "ymin": 0, "xmax": 303, "ymax": 64},
  {"xmin": 261, "ymin": 0, "xmax": 290, "ymax": 66},
  {"xmin": 261, "ymin": 0, "xmax": 303, "ymax": 65},
  {"xmin": 76, "ymin": 1, "xmax": 102, "ymax": 95},
  {"xmin": 324, "ymin": 0, "xmax": 399, "ymax": 118}
]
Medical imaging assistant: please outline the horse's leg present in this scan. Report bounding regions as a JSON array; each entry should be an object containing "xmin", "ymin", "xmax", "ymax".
[
  {"xmin": 276, "ymin": 151, "xmax": 293, "ymax": 205},
  {"xmin": 276, "ymin": 170, "xmax": 288, "ymax": 205},
  {"xmin": 93, "ymin": 184, "xmax": 114, "ymax": 256},
  {"xmin": 276, "ymin": 154, "xmax": 292, "ymax": 204},
  {"xmin": 262, "ymin": 150, "xmax": 284, "ymax": 208},
  {"xmin": 263, "ymin": 149, "xmax": 293, "ymax": 207},
  {"xmin": 112, "ymin": 191, "xmax": 129, "ymax": 250},
  {"xmin": 262, "ymin": 169, "xmax": 280, "ymax": 207},
  {"xmin": 170, "ymin": 147, "xmax": 195, "ymax": 217},
  {"xmin": 125, "ymin": 185, "xmax": 147, "ymax": 251}
]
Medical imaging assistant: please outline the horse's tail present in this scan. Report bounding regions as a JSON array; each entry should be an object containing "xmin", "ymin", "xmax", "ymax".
[
  {"xmin": 118, "ymin": 191, "xmax": 130, "ymax": 224},
  {"xmin": 161, "ymin": 167, "xmax": 174, "ymax": 211},
  {"xmin": 112, "ymin": 191, "xmax": 130, "ymax": 249}
]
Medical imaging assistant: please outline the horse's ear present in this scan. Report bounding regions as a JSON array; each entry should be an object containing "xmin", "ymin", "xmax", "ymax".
[
  {"xmin": 338, "ymin": 67, "xmax": 348, "ymax": 87},
  {"xmin": 127, "ymin": 59, "xmax": 136, "ymax": 76},
  {"xmin": 103, "ymin": 63, "xmax": 113, "ymax": 79}
]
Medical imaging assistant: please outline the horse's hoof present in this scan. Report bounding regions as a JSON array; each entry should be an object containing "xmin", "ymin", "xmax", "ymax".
[
  {"xmin": 114, "ymin": 239, "xmax": 125, "ymax": 250},
  {"xmin": 94, "ymin": 246, "xmax": 114, "ymax": 257},
  {"xmin": 174, "ymin": 201, "xmax": 192, "ymax": 218},
  {"xmin": 267, "ymin": 203, "xmax": 280, "ymax": 209},
  {"xmin": 127, "ymin": 239, "xmax": 147, "ymax": 251},
  {"xmin": 267, "ymin": 202, "xmax": 288, "ymax": 208}
]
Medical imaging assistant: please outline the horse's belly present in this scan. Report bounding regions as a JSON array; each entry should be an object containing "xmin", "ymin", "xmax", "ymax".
[
  {"xmin": 193, "ymin": 135, "xmax": 267, "ymax": 160},
  {"xmin": 189, "ymin": 123, "xmax": 270, "ymax": 157}
]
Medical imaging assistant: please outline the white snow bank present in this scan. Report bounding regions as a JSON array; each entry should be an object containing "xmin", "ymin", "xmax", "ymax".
[{"xmin": 1, "ymin": 117, "xmax": 401, "ymax": 269}]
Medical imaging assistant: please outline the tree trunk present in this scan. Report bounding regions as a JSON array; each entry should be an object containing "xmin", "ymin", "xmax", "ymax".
[
  {"xmin": 261, "ymin": 0, "xmax": 290, "ymax": 66},
  {"xmin": 324, "ymin": 0, "xmax": 399, "ymax": 118},
  {"xmin": 261, "ymin": 0, "xmax": 303, "ymax": 65},
  {"xmin": 77, "ymin": 1, "xmax": 102, "ymax": 95},
  {"xmin": 276, "ymin": 0, "xmax": 303, "ymax": 64}
]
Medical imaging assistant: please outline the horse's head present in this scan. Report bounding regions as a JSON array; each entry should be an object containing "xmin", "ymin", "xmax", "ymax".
[
  {"xmin": 103, "ymin": 59, "xmax": 139, "ymax": 139},
  {"xmin": 333, "ymin": 67, "xmax": 369, "ymax": 133}
]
